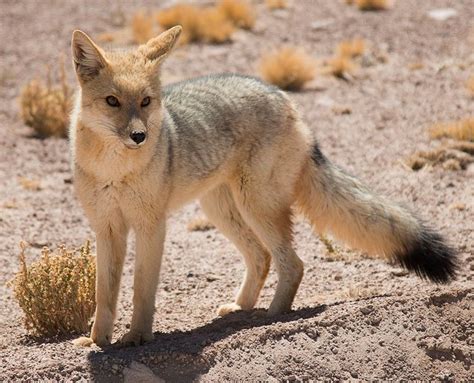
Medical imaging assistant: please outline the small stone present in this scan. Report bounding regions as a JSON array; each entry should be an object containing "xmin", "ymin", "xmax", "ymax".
[{"xmin": 360, "ymin": 305, "xmax": 374, "ymax": 315}]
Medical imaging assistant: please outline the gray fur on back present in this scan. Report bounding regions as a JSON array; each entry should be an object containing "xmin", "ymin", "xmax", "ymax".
[{"xmin": 161, "ymin": 74, "xmax": 292, "ymax": 178}]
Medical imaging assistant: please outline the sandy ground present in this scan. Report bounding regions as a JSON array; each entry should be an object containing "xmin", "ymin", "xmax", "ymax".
[{"xmin": 0, "ymin": 0, "xmax": 473, "ymax": 381}]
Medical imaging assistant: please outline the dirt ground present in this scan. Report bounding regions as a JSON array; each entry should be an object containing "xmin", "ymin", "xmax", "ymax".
[{"xmin": 0, "ymin": 0, "xmax": 473, "ymax": 381}]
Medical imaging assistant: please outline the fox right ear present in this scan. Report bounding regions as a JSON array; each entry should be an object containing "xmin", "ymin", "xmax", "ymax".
[{"xmin": 71, "ymin": 30, "xmax": 108, "ymax": 81}]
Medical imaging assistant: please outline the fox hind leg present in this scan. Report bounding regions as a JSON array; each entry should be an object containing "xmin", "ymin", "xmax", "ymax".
[
  {"xmin": 230, "ymin": 180, "xmax": 304, "ymax": 316},
  {"xmin": 200, "ymin": 185, "xmax": 271, "ymax": 316}
]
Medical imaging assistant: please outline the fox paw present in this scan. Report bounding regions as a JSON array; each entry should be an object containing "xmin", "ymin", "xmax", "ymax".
[
  {"xmin": 72, "ymin": 336, "xmax": 94, "ymax": 347},
  {"xmin": 217, "ymin": 303, "xmax": 242, "ymax": 316},
  {"xmin": 119, "ymin": 330, "xmax": 154, "ymax": 347}
]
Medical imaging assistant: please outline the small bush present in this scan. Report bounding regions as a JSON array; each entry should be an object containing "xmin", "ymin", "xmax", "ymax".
[
  {"xmin": 429, "ymin": 118, "xmax": 474, "ymax": 142},
  {"xmin": 9, "ymin": 242, "xmax": 96, "ymax": 337},
  {"xmin": 187, "ymin": 217, "xmax": 215, "ymax": 232},
  {"xmin": 336, "ymin": 39, "xmax": 366, "ymax": 58},
  {"xmin": 265, "ymin": 0, "xmax": 288, "ymax": 10},
  {"xmin": 198, "ymin": 8, "xmax": 235, "ymax": 43},
  {"xmin": 259, "ymin": 47, "xmax": 316, "ymax": 90},
  {"xmin": 407, "ymin": 142, "xmax": 474, "ymax": 171},
  {"xmin": 19, "ymin": 60, "xmax": 72, "ymax": 138},
  {"xmin": 218, "ymin": 0, "xmax": 255, "ymax": 29},
  {"xmin": 324, "ymin": 56, "xmax": 356, "ymax": 79},
  {"xmin": 18, "ymin": 177, "xmax": 42, "ymax": 191},
  {"xmin": 156, "ymin": 4, "xmax": 235, "ymax": 44},
  {"xmin": 467, "ymin": 76, "xmax": 474, "ymax": 96},
  {"xmin": 355, "ymin": 0, "xmax": 390, "ymax": 11},
  {"xmin": 156, "ymin": 4, "xmax": 202, "ymax": 44},
  {"xmin": 132, "ymin": 11, "xmax": 154, "ymax": 44}
]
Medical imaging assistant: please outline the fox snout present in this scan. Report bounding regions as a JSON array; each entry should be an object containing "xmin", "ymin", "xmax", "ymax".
[
  {"xmin": 125, "ymin": 118, "xmax": 147, "ymax": 148},
  {"xmin": 130, "ymin": 131, "xmax": 146, "ymax": 144}
]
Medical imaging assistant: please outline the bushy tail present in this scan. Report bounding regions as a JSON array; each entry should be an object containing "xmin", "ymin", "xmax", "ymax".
[{"xmin": 296, "ymin": 143, "xmax": 459, "ymax": 283}]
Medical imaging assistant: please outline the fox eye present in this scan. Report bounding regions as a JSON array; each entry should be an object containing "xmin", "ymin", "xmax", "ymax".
[
  {"xmin": 106, "ymin": 96, "xmax": 120, "ymax": 107},
  {"xmin": 141, "ymin": 97, "xmax": 151, "ymax": 107}
]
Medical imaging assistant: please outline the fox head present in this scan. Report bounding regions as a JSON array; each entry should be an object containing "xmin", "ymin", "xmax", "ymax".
[{"xmin": 71, "ymin": 26, "xmax": 181, "ymax": 149}]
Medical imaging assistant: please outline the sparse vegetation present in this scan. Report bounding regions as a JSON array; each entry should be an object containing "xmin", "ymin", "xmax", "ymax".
[
  {"xmin": 259, "ymin": 47, "xmax": 316, "ymax": 90},
  {"xmin": 156, "ymin": 4, "xmax": 202, "ymax": 44},
  {"xmin": 265, "ymin": 0, "xmax": 288, "ymax": 10},
  {"xmin": 9, "ymin": 242, "xmax": 96, "ymax": 337},
  {"xmin": 218, "ymin": 0, "xmax": 255, "ymax": 30},
  {"xmin": 467, "ymin": 76, "xmax": 474, "ymax": 96},
  {"xmin": 354, "ymin": 0, "xmax": 390, "ymax": 11},
  {"xmin": 19, "ymin": 60, "xmax": 72, "ymax": 138},
  {"xmin": 156, "ymin": 3, "xmax": 236, "ymax": 44},
  {"xmin": 132, "ymin": 11, "xmax": 154, "ymax": 44},
  {"xmin": 407, "ymin": 141, "xmax": 474, "ymax": 171},
  {"xmin": 18, "ymin": 177, "xmax": 41, "ymax": 191},
  {"xmin": 336, "ymin": 39, "xmax": 366, "ymax": 58},
  {"xmin": 197, "ymin": 8, "xmax": 235, "ymax": 43},
  {"xmin": 429, "ymin": 118, "xmax": 474, "ymax": 142},
  {"xmin": 187, "ymin": 217, "xmax": 215, "ymax": 232},
  {"xmin": 324, "ymin": 56, "xmax": 356, "ymax": 79}
]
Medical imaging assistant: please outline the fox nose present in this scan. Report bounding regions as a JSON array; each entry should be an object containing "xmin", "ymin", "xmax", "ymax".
[{"xmin": 130, "ymin": 131, "xmax": 146, "ymax": 144}]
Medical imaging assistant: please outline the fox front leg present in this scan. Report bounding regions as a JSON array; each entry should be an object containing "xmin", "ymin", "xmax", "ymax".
[
  {"xmin": 90, "ymin": 224, "xmax": 128, "ymax": 346},
  {"xmin": 120, "ymin": 219, "xmax": 166, "ymax": 346}
]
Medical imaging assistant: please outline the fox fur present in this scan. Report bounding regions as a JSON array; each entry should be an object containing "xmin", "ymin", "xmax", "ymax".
[{"xmin": 69, "ymin": 26, "xmax": 458, "ymax": 347}]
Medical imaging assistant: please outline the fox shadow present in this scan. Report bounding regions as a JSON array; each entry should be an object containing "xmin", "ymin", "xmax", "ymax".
[{"xmin": 86, "ymin": 304, "xmax": 328, "ymax": 382}]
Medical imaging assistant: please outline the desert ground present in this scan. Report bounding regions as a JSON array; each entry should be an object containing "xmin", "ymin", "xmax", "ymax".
[{"xmin": 0, "ymin": 0, "xmax": 473, "ymax": 381}]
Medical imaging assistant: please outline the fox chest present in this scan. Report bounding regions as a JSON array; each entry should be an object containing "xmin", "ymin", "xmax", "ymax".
[{"xmin": 77, "ymin": 175, "xmax": 164, "ymax": 229}]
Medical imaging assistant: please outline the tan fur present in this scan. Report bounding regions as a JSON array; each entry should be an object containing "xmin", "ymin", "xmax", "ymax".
[{"xmin": 70, "ymin": 27, "xmax": 455, "ymax": 347}]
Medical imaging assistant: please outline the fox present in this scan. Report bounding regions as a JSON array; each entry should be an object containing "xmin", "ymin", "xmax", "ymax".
[{"xmin": 69, "ymin": 26, "xmax": 458, "ymax": 347}]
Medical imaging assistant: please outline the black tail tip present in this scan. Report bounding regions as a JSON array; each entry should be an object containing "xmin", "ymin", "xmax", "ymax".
[{"xmin": 396, "ymin": 226, "xmax": 460, "ymax": 284}]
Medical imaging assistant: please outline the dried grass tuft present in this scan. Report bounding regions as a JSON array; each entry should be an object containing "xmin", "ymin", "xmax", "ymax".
[
  {"xmin": 218, "ymin": 0, "xmax": 255, "ymax": 29},
  {"xmin": 467, "ymin": 76, "xmax": 474, "ymax": 96},
  {"xmin": 19, "ymin": 177, "xmax": 42, "ymax": 191},
  {"xmin": 429, "ymin": 118, "xmax": 474, "ymax": 142},
  {"xmin": 259, "ymin": 47, "xmax": 316, "ymax": 90},
  {"xmin": 406, "ymin": 141, "xmax": 474, "ymax": 171},
  {"xmin": 336, "ymin": 39, "xmax": 366, "ymax": 58},
  {"xmin": 19, "ymin": 60, "xmax": 72, "ymax": 138},
  {"xmin": 9, "ymin": 242, "xmax": 96, "ymax": 338},
  {"xmin": 187, "ymin": 217, "xmax": 215, "ymax": 232},
  {"xmin": 265, "ymin": 0, "xmax": 288, "ymax": 10},
  {"xmin": 197, "ymin": 8, "xmax": 235, "ymax": 43},
  {"xmin": 156, "ymin": 4, "xmax": 202, "ymax": 44},
  {"xmin": 324, "ymin": 56, "xmax": 356, "ymax": 79},
  {"xmin": 156, "ymin": 4, "xmax": 235, "ymax": 44},
  {"xmin": 355, "ymin": 0, "xmax": 390, "ymax": 11},
  {"xmin": 131, "ymin": 10, "xmax": 154, "ymax": 44}
]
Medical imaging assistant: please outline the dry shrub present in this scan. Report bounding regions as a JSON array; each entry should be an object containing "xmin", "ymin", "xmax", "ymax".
[
  {"xmin": 156, "ymin": 4, "xmax": 202, "ymax": 44},
  {"xmin": 265, "ymin": 0, "xmax": 288, "ymax": 10},
  {"xmin": 132, "ymin": 11, "xmax": 154, "ymax": 44},
  {"xmin": 324, "ymin": 56, "xmax": 356, "ymax": 79},
  {"xmin": 187, "ymin": 217, "xmax": 215, "ymax": 232},
  {"xmin": 407, "ymin": 141, "xmax": 474, "ymax": 171},
  {"xmin": 259, "ymin": 47, "xmax": 316, "ymax": 90},
  {"xmin": 467, "ymin": 76, "xmax": 474, "ymax": 96},
  {"xmin": 355, "ymin": 0, "xmax": 389, "ymax": 11},
  {"xmin": 9, "ymin": 242, "xmax": 96, "ymax": 337},
  {"xmin": 18, "ymin": 177, "xmax": 42, "ymax": 191},
  {"xmin": 218, "ymin": 0, "xmax": 255, "ymax": 29},
  {"xmin": 337, "ymin": 39, "xmax": 366, "ymax": 58},
  {"xmin": 197, "ymin": 8, "xmax": 235, "ymax": 43},
  {"xmin": 429, "ymin": 118, "xmax": 474, "ymax": 142},
  {"xmin": 19, "ymin": 60, "xmax": 71, "ymax": 138},
  {"xmin": 156, "ymin": 4, "xmax": 234, "ymax": 44}
]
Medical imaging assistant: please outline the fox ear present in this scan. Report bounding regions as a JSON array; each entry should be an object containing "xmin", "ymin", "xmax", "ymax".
[
  {"xmin": 139, "ymin": 25, "xmax": 182, "ymax": 63},
  {"xmin": 71, "ymin": 30, "xmax": 108, "ymax": 81}
]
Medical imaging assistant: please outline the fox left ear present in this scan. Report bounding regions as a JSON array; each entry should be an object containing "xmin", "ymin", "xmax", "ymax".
[
  {"xmin": 71, "ymin": 30, "xmax": 108, "ymax": 81},
  {"xmin": 139, "ymin": 25, "xmax": 182, "ymax": 64}
]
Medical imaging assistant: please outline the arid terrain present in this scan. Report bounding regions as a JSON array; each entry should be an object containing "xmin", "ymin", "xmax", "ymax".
[{"xmin": 0, "ymin": 0, "xmax": 473, "ymax": 381}]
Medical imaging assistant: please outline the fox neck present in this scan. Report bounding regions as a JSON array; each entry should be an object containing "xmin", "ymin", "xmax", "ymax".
[{"xmin": 73, "ymin": 120, "xmax": 159, "ymax": 183}]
